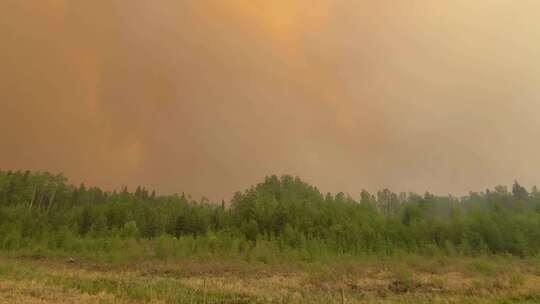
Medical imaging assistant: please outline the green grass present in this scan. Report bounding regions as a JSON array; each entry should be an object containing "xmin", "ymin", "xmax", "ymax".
[{"xmin": 1, "ymin": 254, "xmax": 540, "ymax": 303}]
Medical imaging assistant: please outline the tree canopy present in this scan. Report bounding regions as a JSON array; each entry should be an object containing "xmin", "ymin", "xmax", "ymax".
[{"xmin": 1, "ymin": 170, "xmax": 540, "ymax": 257}]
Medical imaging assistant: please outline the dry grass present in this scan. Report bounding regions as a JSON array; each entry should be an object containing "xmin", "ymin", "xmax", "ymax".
[
  {"xmin": 0, "ymin": 280, "xmax": 118, "ymax": 304},
  {"xmin": 1, "ymin": 255, "xmax": 540, "ymax": 303}
]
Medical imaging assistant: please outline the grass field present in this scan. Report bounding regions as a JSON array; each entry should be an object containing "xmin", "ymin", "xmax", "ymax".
[{"xmin": 1, "ymin": 254, "xmax": 540, "ymax": 303}]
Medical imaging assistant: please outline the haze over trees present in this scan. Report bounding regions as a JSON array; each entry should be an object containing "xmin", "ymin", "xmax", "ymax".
[{"xmin": 1, "ymin": 169, "xmax": 540, "ymax": 259}]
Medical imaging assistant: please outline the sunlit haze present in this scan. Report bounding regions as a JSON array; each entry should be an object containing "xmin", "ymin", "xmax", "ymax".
[{"xmin": 2, "ymin": 1, "xmax": 540, "ymax": 199}]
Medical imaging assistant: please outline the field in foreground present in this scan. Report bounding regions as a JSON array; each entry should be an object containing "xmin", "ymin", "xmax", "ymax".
[{"xmin": 1, "ymin": 255, "xmax": 540, "ymax": 304}]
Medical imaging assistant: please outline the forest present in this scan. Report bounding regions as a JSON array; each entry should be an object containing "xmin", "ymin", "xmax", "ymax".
[{"xmin": 1, "ymin": 169, "xmax": 540, "ymax": 260}]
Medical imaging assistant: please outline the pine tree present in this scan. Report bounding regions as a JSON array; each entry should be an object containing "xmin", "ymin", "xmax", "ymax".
[{"xmin": 79, "ymin": 207, "xmax": 92, "ymax": 236}]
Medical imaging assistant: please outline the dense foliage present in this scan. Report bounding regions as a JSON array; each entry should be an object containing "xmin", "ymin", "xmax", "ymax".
[{"xmin": 2, "ymin": 169, "xmax": 540, "ymax": 258}]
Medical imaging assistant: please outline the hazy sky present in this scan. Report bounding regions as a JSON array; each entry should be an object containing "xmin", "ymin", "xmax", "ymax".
[{"xmin": 2, "ymin": 1, "xmax": 540, "ymax": 199}]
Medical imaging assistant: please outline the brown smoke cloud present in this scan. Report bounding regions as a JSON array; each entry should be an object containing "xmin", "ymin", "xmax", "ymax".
[{"xmin": 2, "ymin": 1, "xmax": 540, "ymax": 199}]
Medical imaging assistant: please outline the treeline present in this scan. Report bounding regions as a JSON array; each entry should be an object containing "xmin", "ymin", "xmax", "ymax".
[{"xmin": 1, "ymin": 170, "xmax": 540, "ymax": 257}]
